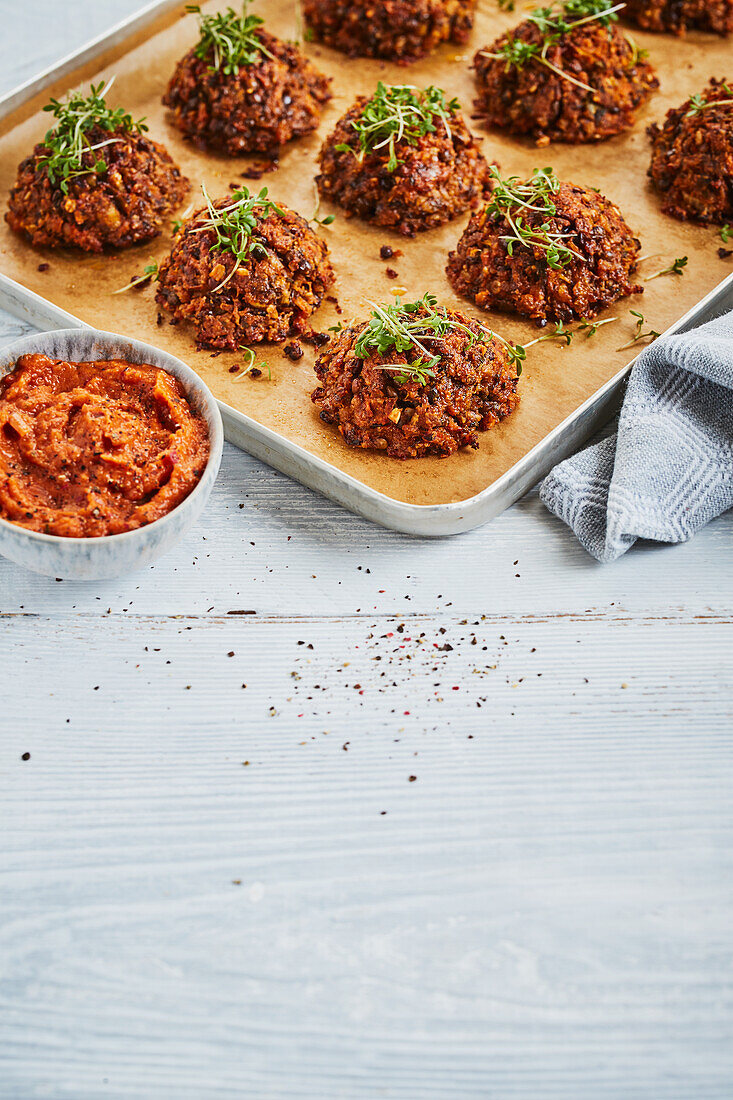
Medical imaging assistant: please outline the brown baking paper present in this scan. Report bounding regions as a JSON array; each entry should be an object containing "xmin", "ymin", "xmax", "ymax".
[{"xmin": 0, "ymin": 1, "xmax": 731, "ymax": 506}]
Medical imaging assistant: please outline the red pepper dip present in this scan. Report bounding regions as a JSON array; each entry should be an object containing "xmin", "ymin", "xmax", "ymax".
[{"xmin": 0, "ymin": 354, "xmax": 210, "ymax": 537}]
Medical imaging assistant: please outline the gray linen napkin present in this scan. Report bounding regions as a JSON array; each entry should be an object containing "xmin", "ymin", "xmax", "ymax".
[{"xmin": 539, "ymin": 309, "xmax": 733, "ymax": 562}]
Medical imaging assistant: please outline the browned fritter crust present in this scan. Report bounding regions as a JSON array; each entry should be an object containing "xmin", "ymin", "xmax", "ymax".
[
  {"xmin": 473, "ymin": 20, "xmax": 659, "ymax": 145},
  {"xmin": 6, "ymin": 126, "xmax": 188, "ymax": 252},
  {"xmin": 311, "ymin": 307, "xmax": 520, "ymax": 458},
  {"xmin": 446, "ymin": 183, "xmax": 642, "ymax": 323},
  {"xmin": 648, "ymin": 79, "xmax": 733, "ymax": 224},
  {"xmin": 624, "ymin": 0, "xmax": 733, "ymax": 35},
  {"xmin": 302, "ymin": 0, "xmax": 476, "ymax": 63},
  {"xmin": 163, "ymin": 30, "xmax": 331, "ymax": 156},
  {"xmin": 316, "ymin": 98, "xmax": 491, "ymax": 236},
  {"xmin": 156, "ymin": 197, "xmax": 335, "ymax": 350}
]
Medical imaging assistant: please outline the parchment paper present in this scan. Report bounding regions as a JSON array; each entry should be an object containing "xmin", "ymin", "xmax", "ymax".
[{"xmin": 0, "ymin": 1, "xmax": 731, "ymax": 505}]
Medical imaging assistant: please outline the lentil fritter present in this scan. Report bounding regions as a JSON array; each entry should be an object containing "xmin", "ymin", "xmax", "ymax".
[
  {"xmin": 447, "ymin": 169, "xmax": 642, "ymax": 323},
  {"xmin": 156, "ymin": 187, "xmax": 335, "ymax": 350},
  {"xmin": 624, "ymin": 0, "xmax": 733, "ymax": 35},
  {"xmin": 474, "ymin": 2, "xmax": 658, "ymax": 145},
  {"xmin": 163, "ymin": 5, "xmax": 331, "ymax": 156},
  {"xmin": 302, "ymin": 0, "xmax": 476, "ymax": 63},
  {"xmin": 316, "ymin": 84, "xmax": 491, "ymax": 237},
  {"xmin": 311, "ymin": 294, "xmax": 520, "ymax": 458},
  {"xmin": 7, "ymin": 83, "xmax": 188, "ymax": 252},
  {"xmin": 647, "ymin": 79, "xmax": 733, "ymax": 224}
]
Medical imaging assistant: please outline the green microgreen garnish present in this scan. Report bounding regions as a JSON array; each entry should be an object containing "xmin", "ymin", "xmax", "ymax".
[
  {"xmin": 721, "ymin": 225, "xmax": 732, "ymax": 243},
  {"xmin": 485, "ymin": 165, "xmax": 583, "ymax": 270},
  {"xmin": 386, "ymin": 362, "xmax": 438, "ymax": 386},
  {"xmin": 112, "ymin": 259, "xmax": 159, "ymax": 295},
  {"xmin": 232, "ymin": 346, "xmax": 271, "ymax": 380},
  {"xmin": 502, "ymin": 315, "xmax": 618, "ymax": 364},
  {"xmin": 185, "ymin": 2, "xmax": 273, "ymax": 74},
  {"xmin": 354, "ymin": 293, "xmax": 478, "ymax": 378},
  {"xmin": 342, "ymin": 293, "xmax": 623, "ymax": 390},
  {"xmin": 685, "ymin": 83, "xmax": 733, "ymax": 117},
  {"xmin": 624, "ymin": 33, "xmax": 649, "ymax": 66},
  {"xmin": 617, "ymin": 309, "xmax": 660, "ymax": 351},
  {"xmin": 481, "ymin": 1, "xmax": 629, "ymax": 94},
  {"xmin": 577, "ymin": 316, "xmax": 617, "ymax": 337},
  {"xmin": 350, "ymin": 292, "xmax": 525, "ymax": 382},
  {"xmin": 310, "ymin": 187, "xmax": 335, "ymax": 226},
  {"xmin": 525, "ymin": 321, "xmax": 574, "ymax": 349},
  {"xmin": 521, "ymin": 316, "xmax": 618, "ymax": 351},
  {"xmin": 37, "ymin": 78, "xmax": 147, "ymax": 194},
  {"xmin": 498, "ymin": 0, "xmax": 516, "ymax": 9},
  {"xmin": 334, "ymin": 83, "xmax": 460, "ymax": 173},
  {"xmin": 191, "ymin": 184, "xmax": 283, "ymax": 292},
  {"xmin": 645, "ymin": 256, "xmax": 687, "ymax": 281},
  {"xmin": 171, "ymin": 202, "xmax": 195, "ymax": 236}
]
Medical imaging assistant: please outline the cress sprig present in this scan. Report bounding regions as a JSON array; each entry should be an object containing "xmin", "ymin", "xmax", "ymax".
[
  {"xmin": 485, "ymin": 165, "xmax": 584, "ymax": 269},
  {"xmin": 335, "ymin": 84, "xmax": 460, "ymax": 173},
  {"xmin": 343, "ymin": 292, "xmax": 627, "ymax": 388},
  {"xmin": 185, "ymin": 2, "xmax": 273, "ymax": 74},
  {"xmin": 351, "ymin": 292, "xmax": 526, "ymax": 382},
  {"xmin": 685, "ymin": 83, "xmax": 733, "ymax": 117},
  {"xmin": 645, "ymin": 255, "xmax": 687, "ymax": 280},
  {"xmin": 482, "ymin": 1, "xmax": 632, "ymax": 94},
  {"xmin": 191, "ymin": 184, "xmax": 283, "ymax": 291},
  {"xmin": 37, "ymin": 78, "xmax": 147, "ymax": 194},
  {"xmin": 617, "ymin": 309, "xmax": 660, "ymax": 350}
]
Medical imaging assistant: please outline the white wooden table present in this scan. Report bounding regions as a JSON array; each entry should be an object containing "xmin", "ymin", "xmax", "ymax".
[{"xmin": 2, "ymin": 7, "xmax": 732, "ymax": 1098}]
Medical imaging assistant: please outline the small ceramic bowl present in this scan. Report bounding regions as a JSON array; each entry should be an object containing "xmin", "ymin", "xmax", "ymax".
[{"xmin": 0, "ymin": 328, "xmax": 223, "ymax": 580}]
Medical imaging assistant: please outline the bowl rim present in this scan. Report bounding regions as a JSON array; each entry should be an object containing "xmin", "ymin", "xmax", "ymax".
[{"xmin": 0, "ymin": 326, "xmax": 224, "ymax": 546}]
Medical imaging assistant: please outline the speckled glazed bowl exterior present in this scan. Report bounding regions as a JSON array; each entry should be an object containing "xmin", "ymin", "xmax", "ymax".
[{"xmin": 0, "ymin": 328, "xmax": 223, "ymax": 580}]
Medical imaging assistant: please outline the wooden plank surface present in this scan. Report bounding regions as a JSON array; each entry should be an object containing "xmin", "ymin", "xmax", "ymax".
[{"xmin": 1, "ymin": 4, "xmax": 733, "ymax": 1098}]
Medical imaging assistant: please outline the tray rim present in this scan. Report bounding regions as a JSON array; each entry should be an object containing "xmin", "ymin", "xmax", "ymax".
[{"xmin": 1, "ymin": 0, "xmax": 732, "ymax": 536}]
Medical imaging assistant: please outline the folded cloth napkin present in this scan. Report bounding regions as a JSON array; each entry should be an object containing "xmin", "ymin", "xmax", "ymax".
[{"xmin": 540, "ymin": 308, "xmax": 733, "ymax": 562}]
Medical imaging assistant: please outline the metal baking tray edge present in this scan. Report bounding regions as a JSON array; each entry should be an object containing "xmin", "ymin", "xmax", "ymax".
[{"xmin": 1, "ymin": 2, "xmax": 732, "ymax": 536}]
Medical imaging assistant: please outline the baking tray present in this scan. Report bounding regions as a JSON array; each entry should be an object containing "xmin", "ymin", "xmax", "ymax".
[{"xmin": 0, "ymin": 0, "xmax": 732, "ymax": 536}]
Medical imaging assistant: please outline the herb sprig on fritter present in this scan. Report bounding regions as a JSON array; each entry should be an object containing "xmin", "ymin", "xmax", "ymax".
[
  {"xmin": 185, "ymin": 1, "xmax": 274, "ymax": 73},
  {"xmin": 481, "ymin": 1, "xmax": 635, "ymax": 93},
  {"xmin": 37, "ymin": 78, "xmax": 147, "ymax": 193},
  {"xmin": 334, "ymin": 84, "xmax": 460, "ymax": 173},
  {"xmin": 190, "ymin": 184, "xmax": 283, "ymax": 290}
]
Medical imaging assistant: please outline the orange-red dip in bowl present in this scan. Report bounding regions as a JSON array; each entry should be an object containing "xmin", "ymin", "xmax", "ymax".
[{"xmin": 0, "ymin": 354, "xmax": 210, "ymax": 538}]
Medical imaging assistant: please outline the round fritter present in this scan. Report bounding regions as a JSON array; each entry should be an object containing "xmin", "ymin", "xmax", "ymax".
[
  {"xmin": 647, "ymin": 79, "xmax": 733, "ymax": 224},
  {"xmin": 624, "ymin": 0, "xmax": 733, "ymax": 35},
  {"xmin": 6, "ymin": 126, "xmax": 188, "ymax": 252},
  {"xmin": 163, "ymin": 29, "xmax": 331, "ymax": 156},
  {"xmin": 474, "ymin": 15, "xmax": 659, "ymax": 144},
  {"xmin": 311, "ymin": 303, "xmax": 520, "ymax": 458},
  {"xmin": 156, "ymin": 191, "xmax": 335, "ymax": 350},
  {"xmin": 316, "ymin": 92, "xmax": 490, "ymax": 236},
  {"xmin": 447, "ymin": 180, "xmax": 642, "ymax": 323},
  {"xmin": 302, "ymin": 0, "xmax": 476, "ymax": 63}
]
